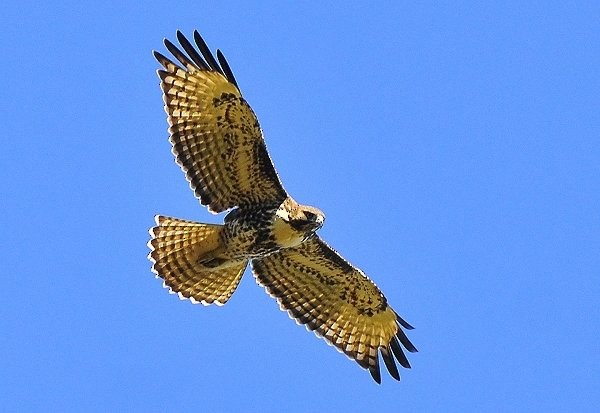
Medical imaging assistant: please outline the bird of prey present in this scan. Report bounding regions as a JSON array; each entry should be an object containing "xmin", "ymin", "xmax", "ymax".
[{"xmin": 148, "ymin": 30, "xmax": 417, "ymax": 383}]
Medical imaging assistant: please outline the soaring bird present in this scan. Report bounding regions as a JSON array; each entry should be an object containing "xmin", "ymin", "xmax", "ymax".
[{"xmin": 148, "ymin": 30, "xmax": 417, "ymax": 383}]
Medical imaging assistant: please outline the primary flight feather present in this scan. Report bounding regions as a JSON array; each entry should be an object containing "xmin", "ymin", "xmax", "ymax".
[{"xmin": 148, "ymin": 30, "xmax": 417, "ymax": 383}]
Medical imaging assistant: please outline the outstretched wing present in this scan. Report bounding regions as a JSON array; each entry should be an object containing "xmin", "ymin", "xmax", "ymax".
[
  {"xmin": 154, "ymin": 30, "xmax": 288, "ymax": 213},
  {"xmin": 251, "ymin": 236, "xmax": 417, "ymax": 383}
]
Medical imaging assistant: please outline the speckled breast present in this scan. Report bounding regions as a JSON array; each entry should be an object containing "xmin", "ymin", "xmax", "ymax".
[{"xmin": 221, "ymin": 207, "xmax": 283, "ymax": 259}]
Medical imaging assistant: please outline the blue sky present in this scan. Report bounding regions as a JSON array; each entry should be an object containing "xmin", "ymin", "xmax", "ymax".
[{"xmin": 2, "ymin": 1, "xmax": 599, "ymax": 411}]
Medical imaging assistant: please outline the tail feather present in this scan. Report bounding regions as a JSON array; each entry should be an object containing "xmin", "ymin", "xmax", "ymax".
[{"xmin": 148, "ymin": 215, "xmax": 247, "ymax": 305}]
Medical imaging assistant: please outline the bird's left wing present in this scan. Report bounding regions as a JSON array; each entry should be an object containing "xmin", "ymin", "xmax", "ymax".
[
  {"xmin": 154, "ymin": 31, "xmax": 288, "ymax": 213},
  {"xmin": 251, "ymin": 236, "xmax": 417, "ymax": 383}
]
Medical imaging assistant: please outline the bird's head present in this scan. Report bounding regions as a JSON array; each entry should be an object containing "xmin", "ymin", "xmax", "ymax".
[
  {"xmin": 298, "ymin": 205, "xmax": 325, "ymax": 232},
  {"xmin": 277, "ymin": 200, "xmax": 325, "ymax": 235}
]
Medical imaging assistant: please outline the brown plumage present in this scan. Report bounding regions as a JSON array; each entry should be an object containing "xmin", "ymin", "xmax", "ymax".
[{"xmin": 148, "ymin": 30, "xmax": 417, "ymax": 383}]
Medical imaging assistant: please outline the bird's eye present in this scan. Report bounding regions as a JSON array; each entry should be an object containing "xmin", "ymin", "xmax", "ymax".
[{"xmin": 304, "ymin": 211, "xmax": 316, "ymax": 221}]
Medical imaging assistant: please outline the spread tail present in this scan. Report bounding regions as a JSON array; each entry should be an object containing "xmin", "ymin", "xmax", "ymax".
[{"xmin": 148, "ymin": 215, "xmax": 247, "ymax": 305}]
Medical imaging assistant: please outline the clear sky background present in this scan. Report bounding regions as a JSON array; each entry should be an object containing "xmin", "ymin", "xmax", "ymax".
[{"xmin": 2, "ymin": 1, "xmax": 599, "ymax": 412}]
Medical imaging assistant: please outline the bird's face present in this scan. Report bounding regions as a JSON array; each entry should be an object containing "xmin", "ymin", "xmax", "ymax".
[
  {"xmin": 277, "ymin": 202, "xmax": 325, "ymax": 235},
  {"xmin": 298, "ymin": 206, "xmax": 325, "ymax": 233}
]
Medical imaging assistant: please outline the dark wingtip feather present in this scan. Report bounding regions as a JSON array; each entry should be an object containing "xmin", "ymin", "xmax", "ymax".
[
  {"xmin": 394, "ymin": 310, "xmax": 415, "ymax": 330},
  {"xmin": 163, "ymin": 38, "xmax": 182, "ymax": 60},
  {"xmin": 159, "ymin": 30, "xmax": 240, "ymax": 91},
  {"xmin": 396, "ymin": 329, "xmax": 418, "ymax": 353},
  {"xmin": 163, "ymin": 38, "xmax": 196, "ymax": 69},
  {"xmin": 381, "ymin": 347, "xmax": 400, "ymax": 381},
  {"xmin": 369, "ymin": 363, "xmax": 382, "ymax": 384},
  {"xmin": 390, "ymin": 337, "xmax": 411, "ymax": 369},
  {"xmin": 193, "ymin": 30, "xmax": 223, "ymax": 75},
  {"xmin": 216, "ymin": 49, "xmax": 240, "ymax": 90},
  {"xmin": 153, "ymin": 50, "xmax": 174, "ymax": 69},
  {"xmin": 156, "ymin": 70, "xmax": 169, "ymax": 82},
  {"xmin": 176, "ymin": 30, "xmax": 209, "ymax": 70}
]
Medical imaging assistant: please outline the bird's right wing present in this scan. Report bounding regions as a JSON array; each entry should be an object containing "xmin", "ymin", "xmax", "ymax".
[
  {"xmin": 154, "ymin": 31, "xmax": 288, "ymax": 213},
  {"xmin": 251, "ymin": 235, "xmax": 417, "ymax": 383}
]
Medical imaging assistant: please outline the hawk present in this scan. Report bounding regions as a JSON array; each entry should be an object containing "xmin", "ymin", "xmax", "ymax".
[{"xmin": 148, "ymin": 30, "xmax": 417, "ymax": 383}]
